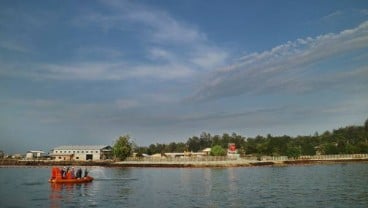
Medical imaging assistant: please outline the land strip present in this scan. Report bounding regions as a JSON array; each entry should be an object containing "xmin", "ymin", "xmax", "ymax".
[{"xmin": 1, "ymin": 158, "xmax": 368, "ymax": 168}]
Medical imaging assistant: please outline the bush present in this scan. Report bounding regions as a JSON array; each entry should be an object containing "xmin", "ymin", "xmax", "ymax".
[{"xmin": 210, "ymin": 145, "xmax": 227, "ymax": 156}]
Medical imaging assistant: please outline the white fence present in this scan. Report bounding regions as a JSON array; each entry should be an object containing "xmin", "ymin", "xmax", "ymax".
[
  {"xmin": 298, "ymin": 154, "xmax": 368, "ymax": 160},
  {"xmin": 125, "ymin": 156, "xmax": 238, "ymax": 162},
  {"xmin": 126, "ymin": 154, "xmax": 368, "ymax": 162}
]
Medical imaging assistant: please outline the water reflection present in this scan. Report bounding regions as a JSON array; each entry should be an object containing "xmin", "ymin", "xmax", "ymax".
[
  {"xmin": 227, "ymin": 168, "xmax": 240, "ymax": 207},
  {"xmin": 49, "ymin": 183, "xmax": 92, "ymax": 208}
]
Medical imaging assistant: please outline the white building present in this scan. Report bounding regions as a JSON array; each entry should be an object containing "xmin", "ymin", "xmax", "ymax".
[
  {"xmin": 25, "ymin": 150, "xmax": 46, "ymax": 159},
  {"xmin": 51, "ymin": 145, "xmax": 112, "ymax": 161}
]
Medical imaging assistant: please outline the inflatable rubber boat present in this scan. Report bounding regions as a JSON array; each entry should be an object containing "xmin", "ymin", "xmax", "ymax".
[
  {"xmin": 49, "ymin": 167, "xmax": 93, "ymax": 183},
  {"xmin": 49, "ymin": 176, "xmax": 94, "ymax": 183}
]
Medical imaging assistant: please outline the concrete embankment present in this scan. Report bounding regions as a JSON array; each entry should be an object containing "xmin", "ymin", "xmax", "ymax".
[
  {"xmin": 114, "ymin": 159, "xmax": 368, "ymax": 168},
  {"xmin": 0, "ymin": 159, "xmax": 115, "ymax": 167},
  {"xmin": 115, "ymin": 160, "xmax": 275, "ymax": 168},
  {"xmin": 0, "ymin": 159, "xmax": 276, "ymax": 167}
]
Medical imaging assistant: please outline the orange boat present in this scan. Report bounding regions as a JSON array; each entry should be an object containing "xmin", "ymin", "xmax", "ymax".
[
  {"xmin": 49, "ymin": 167, "xmax": 93, "ymax": 183},
  {"xmin": 49, "ymin": 176, "xmax": 94, "ymax": 183}
]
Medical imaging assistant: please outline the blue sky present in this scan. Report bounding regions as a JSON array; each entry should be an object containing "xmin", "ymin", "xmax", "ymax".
[{"xmin": 1, "ymin": 0, "xmax": 368, "ymax": 154}]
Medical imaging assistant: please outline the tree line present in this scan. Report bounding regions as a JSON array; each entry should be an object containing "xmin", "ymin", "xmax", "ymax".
[{"xmin": 114, "ymin": 119, "xmax": 368, "ymax": 159}]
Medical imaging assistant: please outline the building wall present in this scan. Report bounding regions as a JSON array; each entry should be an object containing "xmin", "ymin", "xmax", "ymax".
[
  {"xmin": 53, "ymin": 149, "xmax": 101, "ymax": 161},
  {"xmin": 54, "ymin": 155, "xmax": 73, "ymax": 161},
  {"xmin": 25, "ymin": 151, "xmax": 45, "ymax": 160}
]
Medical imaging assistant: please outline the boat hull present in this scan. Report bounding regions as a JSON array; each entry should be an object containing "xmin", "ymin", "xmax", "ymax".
[{"xmin": 49, "ymin": 176, "xmax": 94, "ymax": 183}]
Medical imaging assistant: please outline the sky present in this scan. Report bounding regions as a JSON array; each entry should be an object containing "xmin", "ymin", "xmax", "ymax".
[{"xmin": 1, "ymin": 0, "xmax": 368, "ymax": 154}]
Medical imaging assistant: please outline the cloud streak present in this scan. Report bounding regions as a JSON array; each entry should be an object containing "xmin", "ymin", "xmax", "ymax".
[{"xmin": 191, "ymin": 21, "xmax": 368, "ymax": 101}]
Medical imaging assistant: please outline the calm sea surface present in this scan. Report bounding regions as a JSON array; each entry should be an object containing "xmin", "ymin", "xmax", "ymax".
[{"xmin": 1, "ymin": 163, "xmax": 368, "ymax": 207}]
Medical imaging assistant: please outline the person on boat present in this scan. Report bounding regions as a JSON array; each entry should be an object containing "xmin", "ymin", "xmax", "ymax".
[
  {"xmin": 76, "ymin": 168, "xmax": 82, "ymax": 179},
  {"xmin": 51, "ymin": 167, "xmax": 59, "ymax": 179},
  {"xmin": 66, "ymin": 167, "xmax": 74, "ymax": 179},
  {"xmin": 50, "ymin": 167, "xmax": 62, "ymax": 180},
  {"xmin": 61, "ymin": 167, "xmax": 67, "ymax": 179},
  {"xmin": 84, "ymin": 168, "xmax": 88, "ymax": 177},
  {"xmin": 71, "ymin": 167, "xmax": 75, "ymax": 179}
]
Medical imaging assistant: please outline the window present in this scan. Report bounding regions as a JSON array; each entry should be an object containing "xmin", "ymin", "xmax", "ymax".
[
  {"xmin": 55, "ymin": 151, "xmax": 58, "ymax": 153},
  {"xmin": 96, "ymin": 151, "xmax": 98, "ymax": 153},
  {"xmin": 86, "ymin": 151, "xmax": 89, "ymax": 153},
  {"xmin": 58, "ymin": 156, "xmax": 61, "ymax": 159},
  {"xmin": 73, "ymin": 151, "xmax": 75, "ymax": 153},
  {"xmin": 76, "ymin": 157, "xmax": 79, "ymax": 159},
  {"xmin": 68, "ymin": 151, "xmax": 71, "ymax": 153},
  {"xmin": 77, "ymin": 151, "xmax": 79, "ymax": 153},
  {"xmin": 82, "ymin": 151, "xmax": 84, "ymax": 153},
  {"xmin": 64, "ymin": 151, "xmax": 66, "ymax": 153}
]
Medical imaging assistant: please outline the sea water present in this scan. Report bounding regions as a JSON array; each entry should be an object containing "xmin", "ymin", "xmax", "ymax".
[{"xmin": 0, "ymin": 163, "xmax": 368, "ymax": 207}]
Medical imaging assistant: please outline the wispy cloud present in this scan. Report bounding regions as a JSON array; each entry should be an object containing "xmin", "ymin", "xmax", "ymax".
[
  {"xmin": 0, "ymin": 40, "xmax": 30, "ymax": 53},
  {"xmin": 191, "ymin": 21, "xmax": 368, "ymax": 101},
  {"xmin": 35, "ymin": 62, "xmax": 196, "ymax": 80},
  {"xmin": 360, "ymin": 9, "xmax": 368, "ymax": 16},
  {"xmin": 190, "ymin": 48, "xmax": 229, "ymax": 70},
  {"xmin": 99, "ymin": 0, "xmax": 207, "ymax": 44},
  {"xmin": 74, "ymin": 1, "xmax": 206, "ymax": 45},
  {"xmin": 72, "ymin": 1, "xmax": 229, "ymax": 70},
  {"xmin": 321, "ymin": 10, "xmax": 344, "ymax": 22},
  {"xmin": 1, "ymin": 1, "xmax": 229, "ymax": 83},
  {"xmin": 74, "ymin": 47, "xmax": 124, "ymax": 60}
]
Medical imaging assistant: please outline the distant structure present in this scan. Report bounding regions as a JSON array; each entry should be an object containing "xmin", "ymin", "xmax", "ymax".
[
  {"xmin": 51, "ymin": 145, "xmax": 113, "ymax": 161},
  {"xmin": 11, "ymin": 154, "xmax": 23, "ymax": 159},
  {"xmin": 227, "ymin": 143, "xmax": 239, "ymax": 158},
  {"xmin": 201, "ymin": 148, "xmax": 211, "ymax": 156},
  {"xmin": 147, "ymin": 148, "xmax": 212, "ymax": 158},
  {"xmin": 227, "ymin": 143, "xmax": 237, "ymax": 154},
  {"xmin": 25, "ymin": 150, "xmax": 46, "ymax": 160}
]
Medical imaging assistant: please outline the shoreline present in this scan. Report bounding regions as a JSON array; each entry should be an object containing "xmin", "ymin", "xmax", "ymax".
[{"xmin": 1, "ymin": 158, "xmax": 368, "ymax": 168}]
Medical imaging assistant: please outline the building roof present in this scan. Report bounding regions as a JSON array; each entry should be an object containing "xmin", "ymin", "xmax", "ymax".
[
  {"xmin": 27, "ymin": 150, "xmax": 45, "ymax": 153},
  {"xmin": 202, "ymin": 148, "xmax": 211, "ymax": 152},
  {"xmin": 53, "ymin": 145, "xmax": 110, "ymax": 150}
]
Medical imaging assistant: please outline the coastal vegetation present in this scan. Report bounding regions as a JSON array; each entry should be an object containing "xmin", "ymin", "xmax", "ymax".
[
  {"xmin": 112, "ymin": 135, "xmax": 135, "ymax": 161},
  {"xmin": 136, "ymin": 119, "xmax": 368, "ymax": 158},
  {"xmin": 210, "ymin": 145, "xmax": 227, "ymax": 156}
]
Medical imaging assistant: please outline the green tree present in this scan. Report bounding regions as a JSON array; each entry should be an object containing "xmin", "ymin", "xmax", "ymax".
[
  {"xmin": 321, "ymin": 143, "xmax": 339, "ymax": 155},
  {"xmin": 210, "ymin": 145, "xmax": 227, "ymax": 156},
  {"xmin": 286, "ymin": 145, "xmax": 301, "ymax": 159},
  {"xmin": 187, "ymin": 136, "xmax": 200, "ymax": 152},
  {"xmin": 113, "ymin": 135, "xmax": 134, "ymax": 160}
]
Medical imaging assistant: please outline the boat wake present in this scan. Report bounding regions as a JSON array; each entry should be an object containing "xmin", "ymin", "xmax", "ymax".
[
  {"xmin": 93, "ymin": 178, "xmax": 137, "ymax": 181},
  {"xmin": 22, "ymin": 181, "xmax": 44, "ymax": 186}
]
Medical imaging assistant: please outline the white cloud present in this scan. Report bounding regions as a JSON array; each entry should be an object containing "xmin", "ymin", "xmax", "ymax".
[
  {"xmin": 62, "ymin": 1, "xmax": 229, "ymax": 81},
  {"xmin": 126, "ymin": 9, "xmax": 206, "ymax": 44},
  {"xmin": 191, "ymin": 21, "xmax": 368, "ymax": 101},
  {"xmin": 190, "ymin": 49, "xmax": 228, "ymax": 70},
  {"xmin": 129, "ymin": 64, "xmax": 195, "ymax": 80},
  {"xmin": 2, "ymin": 61, "xmax": 195, "ymax": 81},
  {"xmin": 321, "ymin": 10, "xmax": 344, "ymax": 22},
  {"xmin": 76, "ymin": 1, "xmax": 206, "ymax": 45},
  {"xmin": 147, "ymin": 48, "xmax": 175, "ymax": 61}
]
